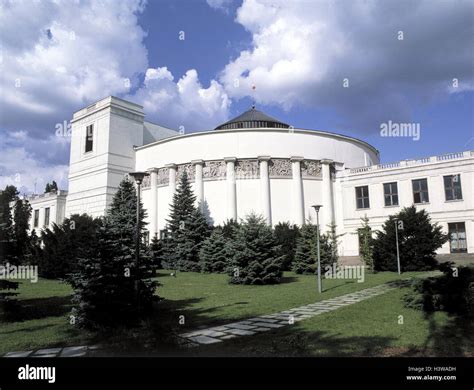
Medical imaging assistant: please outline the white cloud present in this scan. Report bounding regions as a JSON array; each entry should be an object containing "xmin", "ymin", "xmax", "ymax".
[
  {"xmin": 0, "ymin": 130, "xmax": 69, "ymax": 195},
  {"xmin": 129, "ymin": 67, "xmax": 230, "ymax": 131},
  {"xmin": 220, "ymin": 0, "xmax": 474, "ymax": 131},
  {"xmin": 0, "ymin": 0, "xmax": 148, "ymax": 134},
  {"xmin": 206, "ymin": 0, "xmax": 234, "ymax": 13}
]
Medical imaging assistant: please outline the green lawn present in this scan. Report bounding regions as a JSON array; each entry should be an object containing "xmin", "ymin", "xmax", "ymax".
[
  {"xmin": 196, "ymin": 286, "xmax": 473, "ymax": 357},
  {"xmin": 2, "ymin": 270, "xmax": 469, "ymax": 357},
  {"xmin": 156, "ymin": 270, "xmax": 425, "ymax": 330}
]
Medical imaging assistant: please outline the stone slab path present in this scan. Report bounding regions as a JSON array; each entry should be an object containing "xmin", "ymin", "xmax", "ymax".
[
  {"xmin": 180, "ymin": 281, "xmax": 408, "ymax": 346},
  {"xmin": 3, "ymin": 345, "xmax": 102, "ymax": 358}
]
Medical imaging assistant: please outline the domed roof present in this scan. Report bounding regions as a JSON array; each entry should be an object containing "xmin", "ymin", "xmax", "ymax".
[{"xmin": 215, "ymin": 106, "xmax": 290, "ymax": 130}]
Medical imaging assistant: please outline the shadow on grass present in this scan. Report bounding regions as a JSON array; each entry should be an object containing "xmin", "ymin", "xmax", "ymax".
[
  {"xmin": 423, "ymin": 313, "xmax": 473, "ymax": 356},
  {"xmin": 193, "ymin": 323, "xmax": 398, "ymax": 357},
  {"xmin": 1, "ymin": 296, "xmax": 72, "ymax": 322}
]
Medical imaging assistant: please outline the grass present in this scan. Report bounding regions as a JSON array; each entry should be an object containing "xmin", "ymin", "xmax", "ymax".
[
  {"xmin": 196, "ymin": 286, "xmax": 473, "ymax": 357},
  {"xmin": 155, "ymin": 270, "xmax": 425, "ymax": 330},
  {"xmin": 2, "ymin": 269, "xmax": 471, "ymax": 357}
]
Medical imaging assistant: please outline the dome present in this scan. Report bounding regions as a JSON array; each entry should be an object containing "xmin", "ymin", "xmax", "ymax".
[{"xmin": 215, "ymin": 106, "xmax": 290, "ymax": 130}]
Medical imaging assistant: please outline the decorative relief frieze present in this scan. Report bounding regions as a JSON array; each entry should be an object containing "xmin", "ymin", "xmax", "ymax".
[
  {"xmin": 269, "ymin": 158, "xmax": 292, "ymax": 177},
  {"xmin": 157, "ymin": 167, "xmax": 169, "ymax": 185},
  {"xmin": 203, "ymin": 161, "xmax": 227, "ymax": 179},
  {"xmin": 235, "ymin": 159, "xmax": 259, "ymax": 179},
  {"xmin": 141, "ymin": 174, "xmax": 151, "ymax": 189},
  {"xmin": 301, "ymin": 160, "xmax": 322, "ymax": 178},
  {"xmin": 177, "ymin": 163, "xmax": 195, "ymax": 181}
]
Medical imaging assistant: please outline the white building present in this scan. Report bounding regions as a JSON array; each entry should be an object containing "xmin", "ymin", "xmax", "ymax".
[{"xmin": 25, "ymin": 96, "xmax": 474, "ymax": 255}]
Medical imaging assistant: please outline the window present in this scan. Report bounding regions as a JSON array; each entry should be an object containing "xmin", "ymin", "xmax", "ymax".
[
  {"xmin": 44, "ymin": 207, "xmax": 50, "ymax": 226},
  {"xmin": 383, "ymin": 182, "xmax": 399, "ymax": 206},
  {"xmin": 412, "ymin": 178, "xmax": 429, "ymax": 204},
  {"xmin": 444, "ymin": 174, "xmax": 462, "ymax": 201},
  {"xmin": 448, "ymin": 222, "xmax": 467, "ymax": 253},
  {"xmin": 355, "ymin": 186, "xmax": 370, "ymax": 209},
  {"xmin": 159, "ymin": 230, "xmax": 168, "ymax": 240},
  {"xmin": 34, "ymin": 210, "xmax": 39, "ymax": 228},
  {"xmin": 85, "ymin": 124, "xmax": 93, "ymax": 153}
]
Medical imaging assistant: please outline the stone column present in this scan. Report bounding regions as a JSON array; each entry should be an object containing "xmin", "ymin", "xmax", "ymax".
[
  {"xmin": 321, "ymin": 159, "xmax": 334, "ymax": 232},
  {"xmin": 290, "ymin": 156, "xmax": 305, "ymax": 226},
  {"xmin": 149, "ymin": 168, "xmax": 158, "ymax": 238},
  {"xmin": 224, "ymin": 157, "xmax": 237, "ymax": 221},
  {"xmin": 258, "ymin": 156, "xmax": 272, "ymax": 225},
  {"xmin": 166, "ymin": 163, "xmax": 177, "ymax": 207},
  {"xmin": 192, "ymin": 159, "xmax": 204, "ymax": 210}
]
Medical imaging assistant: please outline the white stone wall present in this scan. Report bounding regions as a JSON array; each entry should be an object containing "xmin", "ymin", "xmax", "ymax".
[
  {"xmin": 337, "ymin": 151, "xmax": 474, "ymax": 255},
  {"xmin": 66, "ymin": 97, "xmax": 144, "ymax": 218}
]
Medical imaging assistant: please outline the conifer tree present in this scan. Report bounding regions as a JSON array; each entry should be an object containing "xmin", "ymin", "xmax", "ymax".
[
  {"xmin": 148, "ymin": 234, "xmax": 164, "ymax": 270},
  {"xmin": 293, "ymin": 223, "xmax": 333, "ymax": 274},
  {"xmin": 199, "ymin": 228, "xmax": 229, "ymax": 273},
  {"xmin": 165, "ymin": 172, "xmax": 210, "ymax": 271},
  {"xmin": 69, "ymin": 177, "xmax": 157, "ymax": 329},
  {"xmin": 358, "ymin": 215, "xmax": 374, "ymax": 272},
  {"xmin": 373, "ymin": 206, "xmax": 447, "ymax": 271},
  {"xmin": 227, "ymin": 213, "xmax": 283, "ymax": 284},
  {"xmin": 274, "ymin": 222, "xmax": 300, "ymax": 270}
]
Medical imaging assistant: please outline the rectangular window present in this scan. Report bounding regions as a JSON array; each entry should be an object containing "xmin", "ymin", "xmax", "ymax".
[
  {"xmin": 383, "ymin": 182, "xmax": 399, "ymax": 206},
  {"xmin": 448, "ymin": 222, "xmax": 467, "ymax": 253},
  {"xmin": 412, "ymin": 178, "xmax": 429, "ymax": 204},
  {"xmin": 44, "ymin": 207, "xmax": 50, "ymax": 226},
  {"xmin": 85, "ymin": 124, "xmax": 93, "ymax": 153},
  {"xmin": 355, "ymin": 185, "xmax": 370, "ymax": 209},
  {"xmin": 444, "ymin": 174, "xmax": 462, "ymax": 201},
  {"xmin": 34, "ymin": 210, "xmax": 39, "ymax": 228}
]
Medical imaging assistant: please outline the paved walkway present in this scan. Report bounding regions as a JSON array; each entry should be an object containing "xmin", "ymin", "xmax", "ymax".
[
  {"xmin": 180, "ymin": 281, "xmax": 408, "ymax": 346},
  {"xmin": 3, "ymin": 345, "xmax": 102, "ymax": 358}
]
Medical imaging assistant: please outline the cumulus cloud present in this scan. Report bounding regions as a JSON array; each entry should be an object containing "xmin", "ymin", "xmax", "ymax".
[
  {"xmin": 129, "ymin": 67, "xmax": 230, "ymax": 131},
  {"xmin": 0, "ymin": 0, "xmax": 230, "ymax": 192},
  {"xmin": 0, "ymin": 131, "xmax": 69, "ymax": 195},
  {"xmin": 220, "ymin": 0, "xmax": 474, "ymax": 132}
]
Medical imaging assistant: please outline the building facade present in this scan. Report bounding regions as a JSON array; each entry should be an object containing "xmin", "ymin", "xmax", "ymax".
[{"xmin": 24, "ymin": 96, "xmax": 474, "ymax": 256}]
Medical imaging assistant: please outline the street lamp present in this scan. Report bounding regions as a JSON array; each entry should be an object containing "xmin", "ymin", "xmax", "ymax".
[
  {"xmin": 312, "ymin": 204, "xmax": 323, "ymax": 293},
  {"xmin": 129, "ymin": 171, "xmax": 149, "ymax": 309},
  {"xmin": 394, "ymin": 219, "xmax": 401, "ymax": 275}
]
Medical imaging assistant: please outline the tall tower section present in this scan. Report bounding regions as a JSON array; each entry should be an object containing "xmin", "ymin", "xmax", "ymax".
[{"xmin": 66, "ymin": 96, "xmax": 144, "ymax": 217}]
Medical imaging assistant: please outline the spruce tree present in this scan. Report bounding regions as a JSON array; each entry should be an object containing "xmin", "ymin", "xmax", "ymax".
[
  {"xmin": 227, "ymin": 214, "xmax": 283, "ymax": 284},
  {"xmin": 373, "ymin": 206, "xmax": 447, "ymax": 272},
  {"xmin": 274, "ymin": 222, "xmax": 300, "ymax": 270},
  {"xmin": 293, "ymin": 224, "xmax": 333, "ymax": 274},
  {"xmin": 165, "ymin": 172, "xmax": 210, "ymax": 271},
  {"xmin": 358, "ymin": 215, "xmax": 374, "ymax": 272},
  {"xmin": 69, "ymin": 177, "xmax": 157, "ymax": 329},
  {"xmin": 148, "ymin": 234, "xmax": 164, "ymax": 270},
  {"xmin": 199, "ymin": 228, "xmax": 229, "ymax": 273},
  {"xmin": 12, "ymin": 199, "xmax": 32, "ymax": 264}
]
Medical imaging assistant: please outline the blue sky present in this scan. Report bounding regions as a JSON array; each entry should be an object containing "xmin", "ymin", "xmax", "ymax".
[{"xmin": 0, "ymin": 0, "xmax": 473, "ymax": 193}]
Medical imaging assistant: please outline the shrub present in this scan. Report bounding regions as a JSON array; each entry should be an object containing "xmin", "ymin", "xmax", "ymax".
[
  {"xmin": 373, "ymin": 206, "xmax": 447, "ymax": 272},
  {"xmin": 404, "ymin": 262, "xmax": 473, "ymax": 315},
  {"xmin": 227, "ymin": 214, "xmax": 283, "ymax": 284}
]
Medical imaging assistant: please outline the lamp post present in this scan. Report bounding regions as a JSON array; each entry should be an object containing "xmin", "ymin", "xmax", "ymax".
[
  {"xmin": 312, "ymin": 205, "xmax": 323, "ymax": 293},
  {"xmin": 129, "ymin": 171, "xmax": 149, "ymax": 309},
  {"xmin": 394, "ymin": 219, "xmax": 401, "ymax": 275}
]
